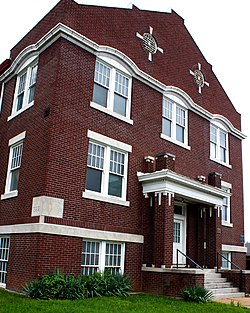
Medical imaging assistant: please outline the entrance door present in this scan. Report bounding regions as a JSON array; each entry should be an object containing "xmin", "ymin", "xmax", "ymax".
[{"xmin": 172, "ymin": 204, "xmax": 186, "ymax": 265}]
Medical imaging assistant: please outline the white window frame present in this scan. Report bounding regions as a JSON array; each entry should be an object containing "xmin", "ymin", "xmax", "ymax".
[
  {"xmin": 8, "ymin": 58, "xmax": 38, "ymax": 121},
  {"xmin": 81, "ymin": 240, "xmax": 125, "ymax": 275},
  {"xmin": 0, "ymin": 82, "xmax": 5, "ymax": 113},
  {"xmin": 221, "ymin": 181, "xmax": 233, "ymax": 227},
  {"xmin": 0, "ymin": 237, "xmax": 10, "ymax": 288},
  {"xmin": 161, "ymin": 95, "xmax": 190, "ymax": 150},
  {"xmin": 210, "ymin": 121, "xmax": 231, "ymax": 168},
  {"xmin": 1, "ymin": 131, "xmax": 26, "ymax": 200},
  {"xmin": 221, "ymin": 251, "xmax": 231, "ymax": 270},
  {"xmin": 90, "ymin": 57, "xmax": 133, "ymax": 125},
  {"xmin": 83, "ymin": 130, "xmax": 131, "ymax": 207}
]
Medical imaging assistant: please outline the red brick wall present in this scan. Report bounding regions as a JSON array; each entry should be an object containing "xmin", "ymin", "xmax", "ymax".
[
  {"xmin": 0, "ymin": 0, "xmax": 245, "ymax": 293},
  {"xmin": 142, "ymin": 270, "xmax": 204, "ymax": 297},
  {"xmin": 7, "ymin": 233, "xmax": 82, "ymax": 291},
  {"xmin": 6, "ymin": 233, "xmax": 143, "ymax": 292}
]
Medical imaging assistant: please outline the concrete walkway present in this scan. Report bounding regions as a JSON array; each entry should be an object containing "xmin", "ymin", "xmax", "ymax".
[{"xmin": 215, "ymin": 297, "xmax": 250, "ymax": 308}]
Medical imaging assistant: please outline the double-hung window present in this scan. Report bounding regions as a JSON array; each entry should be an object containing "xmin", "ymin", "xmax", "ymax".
[
  {"xmin": 91, "ymin": 59, "xmax": 132, "ymax": 124},
  {"xmin": 9, "ymin": 61, "xmax": 38, "ymax": 120},
  {"xmin": 81, "ymin": 240, "xmax": 124, "ymax": 275},
  {"xmin": 210, "ymin": 122, "xmax": 230, "ymax": 166},
  {"xmin": 221, "ymin": 182, "xmax": 232, "ymax": 226},
  {"xmin": 161, "ymin": 96, "xmax": 189, "ymax": 149},
  {"xmin": 221, "ymin": 251, "xmax": 231, "ymax": 270},
  {"xmin": 0, "ymin": 237, "xmax": 10, "ymax": 288},
  {"xmin": 83, "ymin": 130, "xmax": 131, "ymax": 206},
  {"xmin": 1, "ymin": 131, "xmax": 26, "ymax": 200}
]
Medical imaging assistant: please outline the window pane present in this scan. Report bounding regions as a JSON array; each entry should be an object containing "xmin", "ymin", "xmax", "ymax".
[
  {"xmin": 115, "ymin": 72, "xmax": 129, "ymax": 97},
  {"xmin": 162, "ymin": 117, "xmax": 171, "ymax": 137},
  {"xmin": 29, "ymin": 64, "xmax": 38, "ymax": 86},
  {"xmin": 86, "ymin": 168, "xmax": 102, "ymax": 192},
  {"xmin": 176, "ymin": 125, "xmax": 184, "ymax": 143},
  {"xmin": 18, "ymin": 73, "xmax": 27, "ymax": 94},
  {"xmin": 220, "ymin": 131, "xmax": 227, "ymax": 148},
  {"xmin": 210, "ymin": 125, "xmax": 217, "ymax": 143},
  {"xmin": 176, "ymin": 106, "xmax": 185, "ymax": 127},
  {"xmin": 114, "ymin": 93, "xmax": 126, "ymax": 116},
  {"xmin": 94, "ymin": 61, "xmax": 110, "ymax": 87},
  {"xmin": 162, "ymin": 98, "xmax": 172, "ymax": 120},
  {"xmin": 173, "ymin": 222, "xmax": 180, "ymax": 243},
  {"xmin": 28, "ymin": 85, "xmax": 35, "ymax": 103},
  {"xmin": 81, "ymin": 241, "xmax": 100, "ymax": 275},
  {"xmin": 210, "ymin": 142, "xmax": 216, "ymax": 158},
  {"xmin": 108, "ymin": 173, "xmax": 122, "ymax": 197},
  {"xmin": 109, "ymin": 150, "xmax": 124, "ymax": 175},
  {"xmin": 0, "ymin": 237, "xmax": 10, "ymax": 285},
  {"xmin": 17, "ymin": 93, "xmax": 24, "ymax": 111},
  {"xmin": 87, "ymin": 143, "xmax": 104, "ymax": 170},
  {"xmin": 10, "ymin": 169, "xmax": 20, "ymax": 191},
  {"xmin": 93, "ymin": 83, "xmax": 108, "ymax": 107},
  {"xmin": 220, "ymin": 147, "xmax": 226, "ymax": 163}
]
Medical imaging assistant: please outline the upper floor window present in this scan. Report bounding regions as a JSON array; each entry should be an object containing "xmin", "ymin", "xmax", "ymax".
[
  {"xmin": 90, "ymin": 59, "xmax": 133, "ymax": 124},
  {"xmin": 221, "ymin": 181, "xmax": 232, "ymax": 227},
  {"xmin": 210, "ymin": 122, "xmax": 230, "ymax": 166},
  {"xmin": 161, "ymin": 96, "xmax": 190, "ymax": 149},
  {"xmin": 82, "ymin": 130, "xmax": 132, "ymax": 206},
  {"xmin": 1, "ymin": 131, "xmax": 26, "ymax": 200},
  {"xmin": 8, "ymin": 60, "xmax": 38, "ymax": 120}
]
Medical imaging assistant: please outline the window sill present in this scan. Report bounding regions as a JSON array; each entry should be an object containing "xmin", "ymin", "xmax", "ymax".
[
  {"xmin": 1, "ymin": 190, "xmax": 18, "ymax": 200},
  {"xmin": 160, "ymin": 133, "xmax": 191, "ymax": 150},
  {"xmin": 90, "ymin": 102, "xmax": 133, "ymax": 125},
  {"xmin": 7, "ymin": 102, "xmax": 34, "ymax": 121},
  {"xmin": 222, "ymin": 221, "xmax": 233, "ymax": 228},
  {"xmin": 210, "ymin": 157, "xmax": 232, "ymax": 169},
  {"xmin": 82, "ymin": 191, "xmax": 130, "ymax": 207}
]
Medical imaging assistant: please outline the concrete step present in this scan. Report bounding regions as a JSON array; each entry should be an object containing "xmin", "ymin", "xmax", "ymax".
[
  {"xmin": 205, "ymin": 277, "xmax": 227, "ymax": 283},
  {"xmin": 210, "ymin": 287, "xmax": 239, "ymax": 294},
  {"xmin": 204, "ymin": 272, "xmax": 223, "ymax": 279},
  {"xmin": 204, "ymin": 282, "xmax": 233, "ymax": 289},
  {"xmin": 212, "ymin": 292, "xmax": 245, "ymax": 300}
]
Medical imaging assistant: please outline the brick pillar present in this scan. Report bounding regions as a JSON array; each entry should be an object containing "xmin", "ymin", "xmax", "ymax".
[
  {"xmin": 155, "ymin": 153, "xmax": 175, "ymax": 171},
  {"xmin": 141, "ymin": 194, "xmax": 154, "ymax": 266},
  {"xmin": 153, "ymin": 193, "xmax": 174, "ymax": 268},
  {"xmin": 144, "ymin": 156, "xmax": 155, "ymax": 173},
  {"xmin": 206, "ymin": 206, "xmax": 222, "ymax": 268},
  {"xmin": 208, "ymin": 172, "xmax": 222, "ymax": 188}
]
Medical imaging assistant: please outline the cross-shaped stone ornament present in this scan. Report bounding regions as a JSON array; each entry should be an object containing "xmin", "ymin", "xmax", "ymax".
[
  {"xmin": 189, "ymin": 63, "xmax": 209, "ymax": 94},
  {"xmin": 136, "ymin": 26, "xmax": 163, "ymax": 61}
]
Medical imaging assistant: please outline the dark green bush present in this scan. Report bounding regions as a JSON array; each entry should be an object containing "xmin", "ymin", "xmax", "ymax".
[
  {"xmin": 24, "ymin": 270, "xmax": 131, "ymax": 300},
  {"xmin": 181, "ymin": 285, "xmax": 213, "ymax": 303}
]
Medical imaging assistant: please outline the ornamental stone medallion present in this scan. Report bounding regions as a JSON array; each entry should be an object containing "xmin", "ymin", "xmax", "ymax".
[
  {"xmin": 136, "ymin": 26, "xmax": 163, "ymax": 61},
  {"xmin": 190, "ymin": 63, "xmax": 209, "ymax": 93}
]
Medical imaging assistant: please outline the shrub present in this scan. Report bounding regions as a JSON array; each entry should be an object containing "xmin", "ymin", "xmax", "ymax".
[
  {"xmin": 181, "ymin": 285, "xmax": 213, "ymax": 303},
  {"xmin": 24, "ymin": 270, "xmax": 131, "ymax": 300}
]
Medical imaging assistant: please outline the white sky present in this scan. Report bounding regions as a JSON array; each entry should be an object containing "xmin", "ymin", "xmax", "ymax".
[{"xmin": 0, "ymin": 0, "xmax": 249, "ymax": 242}]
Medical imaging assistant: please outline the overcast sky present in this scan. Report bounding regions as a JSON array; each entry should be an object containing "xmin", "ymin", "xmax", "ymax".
[{"xmin": 0, "ymin": 0, "xmax": 249, "ymax": 241}]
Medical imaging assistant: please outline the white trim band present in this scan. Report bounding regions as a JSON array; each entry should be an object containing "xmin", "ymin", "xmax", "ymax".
[
  {"xmin": 0, "ymin": 23, "xmax": 245, "ymax": 140},
  {"xmin": 0, "ymin": 222, "xmax": 144, "ymax": 244},
  {"xmin": 222, "ymin": 244, "xmax": 247, "ymax": 253},
  {"xmin": 87, "ymin": 129, "xmax": 132, "ymax": 152}
]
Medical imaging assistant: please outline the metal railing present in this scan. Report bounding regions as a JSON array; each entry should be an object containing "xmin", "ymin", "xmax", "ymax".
[
  {"xmin": 176, "ymin": 249, "xmax": 203, "ymax": 270},
  {"xmin": 216, "ymin": 252, "xmax": 243, "ymax": 292}
]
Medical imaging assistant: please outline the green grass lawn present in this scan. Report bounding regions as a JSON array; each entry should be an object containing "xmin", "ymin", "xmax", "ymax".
[{"xmin": 0, "ymin": 289, "xmax": 248, "ymax": 313}]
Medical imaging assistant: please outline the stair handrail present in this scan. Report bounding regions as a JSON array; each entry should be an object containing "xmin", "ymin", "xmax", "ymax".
[
  {"xmin": 176, "ymin": 249, "xmax": 203, "ymax": 270},
  {"xmin": 216, "ymin": 252, "xmax": 243, "ymax": 292}
]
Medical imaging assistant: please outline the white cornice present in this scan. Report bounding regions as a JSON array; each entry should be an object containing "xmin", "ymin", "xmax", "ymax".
[
  {"xmin": 137, "ymin": 169, "xmax": 228, "ymax": 206},
  {"xmin": 0, "ymin": 23, "xmax": 245, "ymax": 139}
]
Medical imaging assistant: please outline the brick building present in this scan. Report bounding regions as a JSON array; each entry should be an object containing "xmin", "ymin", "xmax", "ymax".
[{"xmin": 0, "ymin": 0, "xmax": 248, "ymax": 297}]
